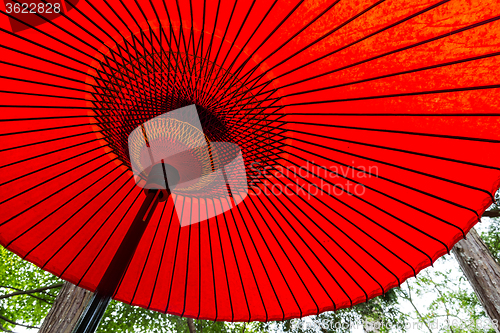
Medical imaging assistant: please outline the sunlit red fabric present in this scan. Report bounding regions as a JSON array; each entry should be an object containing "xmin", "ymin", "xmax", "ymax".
[{"xmin": 1, "ymin": 0, "xmax": 500, "ymax": 322}]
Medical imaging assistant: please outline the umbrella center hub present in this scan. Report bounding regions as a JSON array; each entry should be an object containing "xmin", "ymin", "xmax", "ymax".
[{"xmin": 88, "ymin": 47, "xmax": 288, "ymax": 192}]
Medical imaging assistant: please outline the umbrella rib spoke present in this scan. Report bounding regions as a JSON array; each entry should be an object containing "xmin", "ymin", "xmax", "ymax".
[
  {"xmin": 239, "ymin": 0, "xmax": 383, "ymax": 88},
  {"xmin": 252, "ymin": 192, "xmax": 327, "ymax": 313},
  {"xmin": 18, "ymin": 168, "xmax": 128, "ymax": 260},
  {"xmin": 0, "ymin": 89, "xmax": 92, "ymax": 101},
  {"xmin": 0, "ymin": 61, "xmax": 88, "ymax": 84},
  {"xmin": 196, "ymin": 0, "xmax": 221, "ymax": 105},
  {"xmin": 252, "ymin": 134, "xmax": 482, "ymax": 221},
  {"xmin": 246, "ymin": 194, "xmax": 307, "ymax": 318},
  {"xmin": 205, "ymin": 0, "xmax": 305, "ymax": 109},
  {"xmin": 226, "ymin": 194, "xmax": 268, "ymax": 321},
  {"xmin": 233, "ymin": 198, "xmax": 285, "ymax": 321},
  {"xmin": 160, "ymin": 1, "xmax": 193, "ymax": 104},
  {"xmin": 204, "ymin": 197, "xmax": 219, "ymax": 320},
  {"xmin": 267, "ymin": 168, "xmax": 417, "ymax": 284},
  {"xmin": 200, "ymin": 0, "xmax": 250, "ymax": 106},
  {"xmin": 7, "ymin": 0, "xmax": 145, "ymax": 75},
  {"xmin": 282, "ymin": 84, "xmax": 500, "ymax": 107},
  {"xmin": 235, "ymin": 0, "xmax": 448, "ymax": 96},
  {"xmin": 0, "ymin": 144, "xmax": 109, "ymax": 187},
  {"xmin": 130, "ymin": 201, "xmax": 168, "ymax": 306},
  {"xmin": 275, "ymin": 119, "xmax": 500, "ymax": 143},
  {"xmin": 0, "ymin": 130, "xmax": 102, "ymax": 153},
  {"xmin": 237, "ymin": 50, "xmax": 500, "ymax": 105},
  {"xmin": 204, "ymin": 197, "xmax": 218, "ymax": 320},
  {"xmin": 180, "ymin": 221, "xmax": 193, "ymax": 318},
  {"xmin": 286, "ymin": 128, "xmax": 500, "ymax": 171},
  {"xmin": 0, "ymin": 127, "xmax": 124, "ymax": 151},
  {"xmin": 0, "ymin": 138, "xmax": 101, "ymax": 170},
  {"xmin": 179, "ymin": 207, "xmax": 193, "ymax": 318},
  {"xmin": 273, "ymin": 139, "xmax": 481, "ymax": 219},
  {"xmin": 236, "ymin": 8, "xmax": 498, "ymax": 102},
  {"xmin": 242, "ymin": 131, "xmax": 488, "ymax": 219},
  {"xmin": 282, "ymin": 53, "xmax": 500, "ymax": 101},
  {"xmin": 191, "ymin": 0, "xmax": 206, "ymax": 104},
  {"xmin": 74, "ymin": 190, "xmax": 143, "ymax": 286},
  {"xmin": 203, "ymin": 0, "xmax": 258, "ymax": 102},
  {"xmin": 270, "ymin": 132, "xmax": 495, "ymax": 201},
  {"xmin": 268, "ymin": 161, "xmax": 433, "ymax": 267},
  {"xmin": 213, "ymin": 203, "xmax": 235, "ymax": 321},
  {"xmin": 0, "ymin": 22, "xmax": 131, "ymax": 87},
  {"xmin": 182, "ymin": 0, "xmax": 201, "ymax": 97},
  {"xmin": 282, "ymin": 157, "xmax": 451, "ymax": 255},
  {"xmin": 0, "ymin": 43, "xmax": 92, "ymax": 78},
  {"xmin": 258, "ymin": 147, "xmax": 419, "ymax": 283},
  {"xmin": 283, "ymin": 112, "xmax": 500, "ymax": 116},
  {"xmin": 171, "ymin": 0, "xmax": 192, "ymax": 95},
  {"xmin": 147, "ymin": 202, "xmax": 176, "ymax": 310},
  {"xmin": 0, "ymin": 149, "xmax": 116, "ymax": 206},
  {"xmin": 262, "ymin": 174, "xmax": 387, "ymax": 299},
  {"xmin": 197, "ymin": 198, "xmax": 202, "ymax": 319},
  {"xmin": 0, "ymin": 156, "xmax": 120, "ymax": 228},
  {"xmin": 41, "ymin": 176, "xmax": 136, "ymax": 271},
  {"xmin": 165, "ymin": 195, "xmax": 185, "ymax": 313},
  {"xmin": 221, "ymin": 196, "xmax": 253, "ymax": 321},
  {"xmin": 283, "ymin": 149, "xmax": 467, "ymax": 238}
]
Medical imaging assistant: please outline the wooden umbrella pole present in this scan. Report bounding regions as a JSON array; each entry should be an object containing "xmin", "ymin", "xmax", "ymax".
[{"xmin": 72, "ymin": 178, "xmax": 171, "ymax": 333}]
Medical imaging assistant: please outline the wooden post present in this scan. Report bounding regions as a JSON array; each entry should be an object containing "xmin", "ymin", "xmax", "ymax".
[
  {"xmin": 38, "ymin": 282, "xmax": 93, "ymax": 333},
  {"xmin": 453, "ymin": 228, "xmax": 500, "ymax": 333}
]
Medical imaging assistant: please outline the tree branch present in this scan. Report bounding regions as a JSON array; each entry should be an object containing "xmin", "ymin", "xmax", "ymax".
[
  {"xmin": 187, "ymin": 318, "xmax": 196, "ymax": 333},
  {"xmin": 424, "ymin": 272, "xmax": 454, "ymax": 333},
  {"xmin": 398, "ymin": 283, "xmax": 433, "ymax": 333},
  {"xmin": 483, "ymin": 209, "xmax": 500, "ymax": 218},
  {"xmin": 0, "ymin": 285, "xmax": 54, "ymax": 304},
  {"xmin": 0, "ymin": 314, "xmax": 39, "ymax": 330},
  {"xmin": 483, "ymin": 210, "xmax": 500, "ymax": 218},
  {"xmin": 0, "ymin": 322, "xmax": 13, "ymax": 333},
  {"xmin": 0, "ymin": 283, "xmax": 63, "ymax": 300}
]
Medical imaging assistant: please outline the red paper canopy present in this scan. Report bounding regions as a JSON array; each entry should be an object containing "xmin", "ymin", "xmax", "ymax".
[{"xmin": 1, "ymin": 0, "xmax": 500, "ymax": 322}]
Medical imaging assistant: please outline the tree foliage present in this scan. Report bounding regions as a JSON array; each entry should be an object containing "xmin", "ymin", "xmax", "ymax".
[
  {"xmin": 0, "ymin": 246, "xmax": 61, "ymax": 332},
  {"xmin": 397, "ymin": 259, "xmax": 494, "ymax": 333}
]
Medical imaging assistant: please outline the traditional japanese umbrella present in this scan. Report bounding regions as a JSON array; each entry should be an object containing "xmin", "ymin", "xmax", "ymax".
[{"xmin": 1, "ymin": 0, "xmax": 500, "ymax": 330}]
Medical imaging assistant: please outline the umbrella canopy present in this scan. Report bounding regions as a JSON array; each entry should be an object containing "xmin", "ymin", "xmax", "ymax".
[{"xmin": 1, "ymin": 0, "xmax": 500, "ymax": 322}]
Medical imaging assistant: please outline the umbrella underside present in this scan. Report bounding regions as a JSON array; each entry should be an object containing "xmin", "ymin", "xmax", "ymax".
[{"xmin": 0, "ymin": 0, "xmax": 500, "ymax": 321}]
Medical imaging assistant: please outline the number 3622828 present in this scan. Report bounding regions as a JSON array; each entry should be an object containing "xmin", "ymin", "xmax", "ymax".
[{"xmin": 5, "ymin": 2, "xmax": 61, "ymax": 14}]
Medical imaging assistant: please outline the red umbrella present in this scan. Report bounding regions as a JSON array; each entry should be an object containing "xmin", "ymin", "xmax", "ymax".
[{"xmin": 1, "ymin": 0, "xmax": 500, "ymax": 327}]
